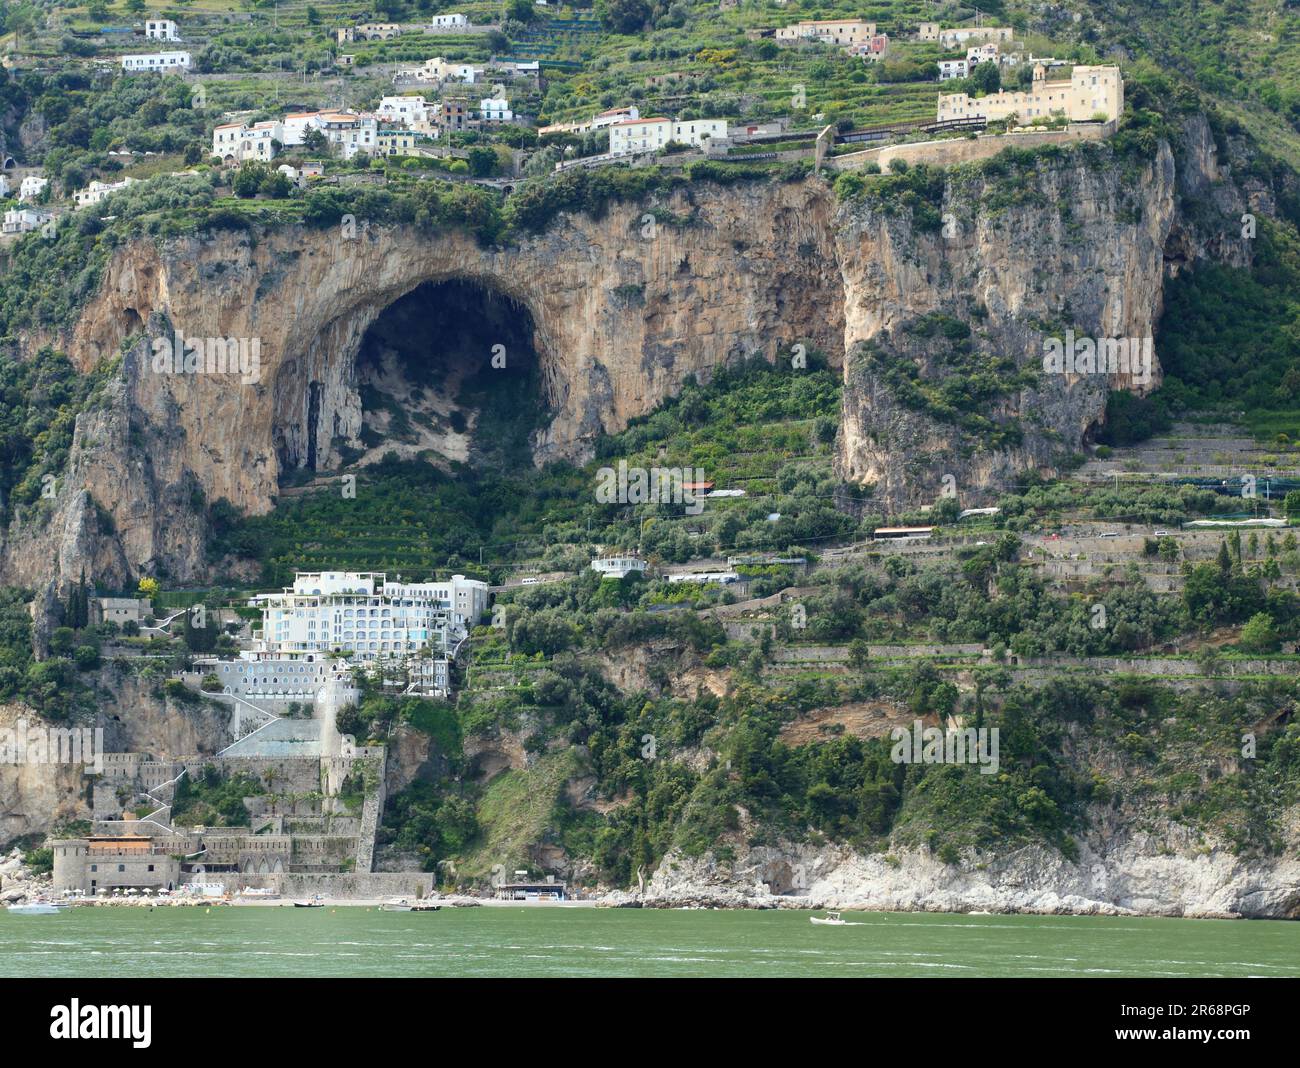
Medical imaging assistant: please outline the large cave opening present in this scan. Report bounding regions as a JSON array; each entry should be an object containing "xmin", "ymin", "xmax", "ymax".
[{"xmin": 346, "ymin": 279, "xmax": 544, "ymax": 473}]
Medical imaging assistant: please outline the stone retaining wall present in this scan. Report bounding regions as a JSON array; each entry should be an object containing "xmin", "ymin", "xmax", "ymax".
[
  {"xmin": 831, "ymin": 121, "xmax": 1112, "ymax": 172},
  {"xmin": 184, "ymin": 871, "xmax": 436, "ymax": 898}
]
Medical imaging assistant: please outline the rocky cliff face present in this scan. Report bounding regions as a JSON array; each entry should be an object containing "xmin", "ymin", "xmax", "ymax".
[
  {"xmin": 0, "ymin": 180, "xmax": 840, "ymax": 598},
  {"xmin": 0, "ymin": 703, "xmax": 91, "ymax": 842},
  {"xmin": 832, "ymin": 120, "xmax": 1248, "ymax": 509},
  {"xmin": 0, "ymin": 118, "xmax": 1250, "ymax": 611},
  {"xmin": 0, "ymin": 671, "xmax": 232, "ymax": 843}
]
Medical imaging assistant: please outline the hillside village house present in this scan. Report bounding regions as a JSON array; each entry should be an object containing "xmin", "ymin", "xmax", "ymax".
[
  {"xmin": 318, "ymin": 112, "xmax": 378, "ymax": 158},
  {"xmin": 18, "ymin": 175, "xmax": 46, "ymax": 200},
  {"xmin": 248, "ymin": 571, "xmax": 489, "ymax": 662},
  {"xmin": 2, "ymin": 206, "xmax": 52, "ymax": 234},
  {"xmin": 539, "ymin": 106, "xmax": 641, "ymax": 138},
  {"xmin": 938, "ymin": 26, "xmax": 1014, "ymax": 49},
  {"xmin": 212, "ymin": 120, "xmax": 283, "ymax": 163},
  {"xmin": 437, "ymin": 98, "xmax": 471, "ymax": 132},
  {"xmin": 145, "ymin": 19, "xmax": 180, "ymax": 41},
  {"xmin": 848, "ymin": 34, "xmax": 890, "ymax": 61},
  {"xmin": 917, "ymin": 21, "xmax": 940, "ymax": 41},
  {"xmin": 936, "ymin": 64, "xmax": 1124, "ymax": 124},
  {"xmin": 92, "ymin": 597, "xmax": 152, "ymax": 626},
  {"xmin": 395, "ymin": 56, "xmax": 481, "ymax": 84},
  {"xmin": 220, "ymin": 104, "xmax": 433, "ymax": 163},
  {"xmin": 337, "ymin": 23, "xmax": 401, "ymax": 42},
  {"xmin": 938, "ymin": 58, "xmax": 969, "ymax": 80},
  {"xmin": 590, "ymin": 555, "xmax": 647, "ymax": 580},
  {"xmin": 276, "ymin": 161, "xmax": 325, "ymax": 188},
  {"xmin": 776, "ymin": 19, "xmax": 876, "ymax": 47},
  {"xmin": 479, "ymin": 97, "xmax": 513, "ymax": 123},
  {"xmin": 377, "ymin": 95, "xmax": 434, "ymax": 132},
  {"xmin": 73, "ymin": 176, "xmax": 136, "ymax": 208},
  {"xmin": 120, "ymin": 50, "xmax": 191, "ymax": 73},
  {"xmin": 967, "ymin": 42, "xmax": 1001, "ymax": 66},
  {"xmin": 374, "ymin": 127, "xmax": 417, "ymax": 155},
  {"xmin": 429, "ymin": 13, "xmax": 470, "ymax": 29},
  {"xmin": 282, "ymin": 112, "xmax": 325, "ymax": 146},
  {"xmin": 609, "ymin": 117, "xmax": 728, "ymax": 155}
]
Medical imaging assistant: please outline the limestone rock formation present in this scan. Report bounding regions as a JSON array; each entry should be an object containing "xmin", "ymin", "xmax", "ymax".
[
  {"xmin": 0, "ymin": 117, "xmax": 1254, "ymax": 628},
  {"xmin": 831, "ymin": 123, "xmax": 1247, "ymax": 509}
]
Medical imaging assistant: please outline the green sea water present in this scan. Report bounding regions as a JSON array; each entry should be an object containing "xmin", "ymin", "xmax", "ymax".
[{"xmin": 2, "ymin": 907, "xmax": 1298, "ymax": 978}]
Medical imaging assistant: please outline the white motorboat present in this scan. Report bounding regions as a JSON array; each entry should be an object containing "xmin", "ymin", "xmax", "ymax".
[
  {"xmin": 810, "ymin": 911, "xmax": 846, "ymax": 926},
  {"xmin": 7, "ymin": 901, "xmax": 70, "ymax": 915},
  {"xmin": 380, "ymin": 898, "xmax": 413, "ymax": 912}
]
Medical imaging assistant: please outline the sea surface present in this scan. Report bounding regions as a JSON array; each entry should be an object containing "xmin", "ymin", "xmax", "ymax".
[{"xmin": 3, "ymin": 906, "xmax": 1299, "ymax": 978}]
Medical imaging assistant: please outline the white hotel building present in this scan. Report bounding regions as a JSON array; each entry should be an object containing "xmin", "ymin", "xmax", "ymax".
[
  {"xmin": 120, "ymin": 51, "xmax": 191, "ymax": 73},
  {"xmin": 608, "ymin": 117, "xmax": 728, "ymax": 156},
  {"xmin": 248, "ymin": 571, "xmax": 489, "ymax": 663}
]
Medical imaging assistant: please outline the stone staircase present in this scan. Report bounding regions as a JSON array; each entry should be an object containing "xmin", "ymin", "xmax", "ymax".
[{"xmin": 354, "ymin": 794, "xmax": 380, "ymax": 873}]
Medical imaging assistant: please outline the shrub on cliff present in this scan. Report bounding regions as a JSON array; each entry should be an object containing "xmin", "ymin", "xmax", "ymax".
[{"xmin": 504, "ymin": 165, "xmax": 681, "ymax": 233}]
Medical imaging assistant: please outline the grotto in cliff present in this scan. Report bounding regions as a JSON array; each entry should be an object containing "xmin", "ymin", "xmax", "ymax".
[{"xmin": 293, "ymin": 279, "xmax": 546, "ymax": 477}]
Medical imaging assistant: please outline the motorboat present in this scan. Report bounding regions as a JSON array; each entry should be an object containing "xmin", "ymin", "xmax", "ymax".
[
  {"xmin": 380, "ymin": 898, "xmax": 413, "ymax": 912},
  {"xmin": 810, "ymin": 911, "xmax": 847, "ymax": 926},
  {"xmin": 6, "ymin": 900, "xmax": 70, "ymax": 915},
  {"xmin": 293, "ymin": 896, "xmax": 325, "ymax": 908}
]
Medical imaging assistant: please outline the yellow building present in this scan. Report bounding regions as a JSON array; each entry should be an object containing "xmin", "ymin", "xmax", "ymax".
[
  {"xmin": 936, "ymin": 64, "xmax": 1123, "ymax": 125},
  {"xmin": 375, "ymin": 128, "xmax": 417, "ymax": 156}
]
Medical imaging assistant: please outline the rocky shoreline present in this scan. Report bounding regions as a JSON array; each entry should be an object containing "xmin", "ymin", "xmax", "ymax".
[
  {"xmin": 608, "ymin": 837, "xmax": 1300, "ymax": 920},
  {"xmin": 0, "ymin": 848, "xmax": 52, "ymax": 905},
  {"xmin": 7, "ymin": 836, "xmax": 1296, "ymax": 920}
]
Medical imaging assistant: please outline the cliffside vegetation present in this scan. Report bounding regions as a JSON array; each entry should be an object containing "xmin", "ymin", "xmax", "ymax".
[
  {"xmin": 323, "ymin": 364, "xmax": 1300, "ymax": 885},
  {"xmin": 210, "ymin": 358, "xmax": 850, "ymax": 582},
  {"xmin": 1155, "ymin": 219, "xmax": 1300, "ymax": 444},
  {"xmin": 3, "ymin": 0, "xmax": 1300, "ymax": 899}
]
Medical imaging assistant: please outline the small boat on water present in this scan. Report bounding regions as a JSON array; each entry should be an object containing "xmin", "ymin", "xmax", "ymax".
[
  {"xmin": 293, "ymin": 896, "xmax": 325, "ymax": 908},
  {"xmin": 7, "ymin": 901, "xmax": 70, "ymax": 915},
  {"xmin": 410, "ymin": 901, "xmax": 441, "ymax": 912},
  {"xmin": 967, "ymin": 909, "xmax": 993, "ymax": 916},
  {"xmin": 810, "ymin": 911, "xmax": 846, "ymax": 926},
  {"xmin": 380, "ymin": 898, "xmax": 413, "ymax": 912}
]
